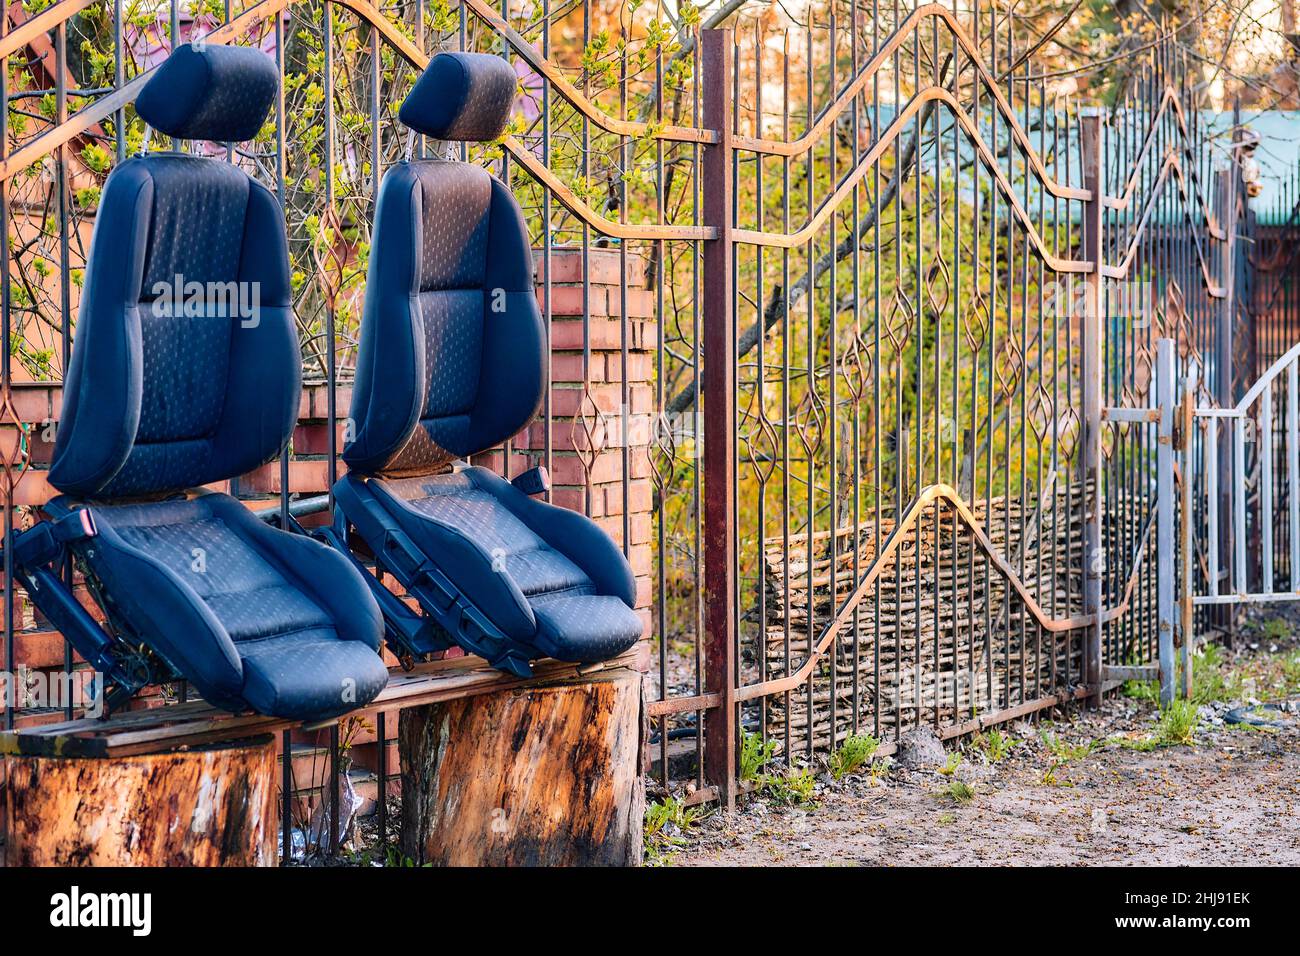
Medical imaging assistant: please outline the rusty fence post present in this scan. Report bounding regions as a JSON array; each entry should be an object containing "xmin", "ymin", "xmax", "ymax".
[
  {"xmin": 1156, "ymin": 337, "xmax": 1177, "ymax": 707},
  {"xmin": 1079, "ymin": 111, "xmax": 1105, "ymax": 706},
  {"xmin": 700, "ymin": 28, "xmax": 736, "ymax": 808}
]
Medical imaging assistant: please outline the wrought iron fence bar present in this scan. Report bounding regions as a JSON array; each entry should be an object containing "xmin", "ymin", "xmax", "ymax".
[
  {"xmin": 460, "ymin": 0, "xmax": 714, "ymax": 144},
  {"xmin": 1, "ymin": 1, "xmax": 12, "ymax": 734},
  {"xmin": 54, "ymin": 16, "xmax": 74, "ymax": 717},
  {"xmin": 1080, "ymin": 110, "xmax": 1104, "ymax": 706},
  {"xmin": 699, "ymin": 27, "xmax": 735, "ymax": 809},
  {"xmin": 1156, "ymin": 337, "xmax": 1176, "ymax": 706},
  {"xmin": 730, "ymin": 2, "xmax": 1084, "ymax": 205},
  {"xmin": 270, "ymin": 4, "xmax": 293, "ymax": 865},
  {"xmin": 1100, "ymin": 152, "xmax": 1228, "ymax": 296},
  {"xmin": 1103, "ymin": 407, "xmax": 1161, "ymax": 423},
  {"xmin": 691, "ymin": 26, "xmax": 704, "ymax": 795},
  {"xmin": 0, "ymin": 0, "xmax": 99, "ymax": 59},
  {"xmin": 732, "ymin": 88, "xmax": 1093, "ymax": 265},
  {"xmin": 1104, "ymin": 91, "xmax": 1228, "ymax": 243},
  {"xmin": 1290, "ymin": 363, "xmax": 1299, "ymax": 583},
  {"xmin": 0, "ymin": 0, "xmax": 295, "ymax": 179},
  {"xmin": 1194, "ymin": 591, "xmax": 1300, "ymax": 606},
  {"xmin": 322, "ymin": 0, "xmax": 341, "ymax": 861},
  {"xmin": 780, "ymin": 26, "xmax": 794, "ymax": 756},
  {"xmin": 735, "ymin": 482, "xmax": 1124, "ymax": 704},
  {"xmin": 1180, "ymin": 367, "xmax": 1195, "ymax": 699}
]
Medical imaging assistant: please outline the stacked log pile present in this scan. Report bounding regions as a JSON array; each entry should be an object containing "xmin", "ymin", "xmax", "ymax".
[{"xmin": 755, "ymin": 482, "xmax": 1154, "ymax": 754}]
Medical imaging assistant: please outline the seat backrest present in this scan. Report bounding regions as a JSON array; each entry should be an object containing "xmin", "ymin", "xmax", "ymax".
[
  {"xmin": 49, "ymin": 43, "xmax": 298, "ymax": 499},
  {"xmin": 343, "ymin": 52, "xmax": 543, "ymax": 477}
]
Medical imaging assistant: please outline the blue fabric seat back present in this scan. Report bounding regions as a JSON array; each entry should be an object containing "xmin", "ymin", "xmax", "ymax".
[
  {"xmin": 49, "ymin": 43, "xmax": 295, "ymax": 499},
  {"xmin": 344, "ymin": 52, "xmax": 543, "ymax": 475}
]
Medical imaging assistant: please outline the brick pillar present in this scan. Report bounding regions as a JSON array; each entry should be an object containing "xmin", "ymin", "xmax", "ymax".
[{"xmin": 518, "ymin": 246, "xmax": 656, "ymax": 640}]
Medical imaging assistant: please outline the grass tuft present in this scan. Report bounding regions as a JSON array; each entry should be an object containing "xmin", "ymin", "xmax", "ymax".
[
  {"xmin": 866, "ymin": 758, "xmax": 892, "ymax": 784},
  {"xmin": 1154, "ymin": 698, "xmax": 1199, "ymax": 746},
  {"xmin": 828, "ymin": 734, "xmax": 880, "ymax": 781},
  {"xmin": 1040, "ymin": 729, "xmax": 1101, "ymax": 762},
  {"xmin": 971, "ymin": 728, "xmax": 1017, "ymax": 762},
  {"xmin": 739, "ymin": 731, "xmax": 819, "ymax": 808},
  {"xmin": 739, "ymin": 731, "xmax": 777, "ymax": 783},
  {"xmin": 935, "ymin": 780, "xmax": 976, "ymax": 804},
  {"xmin": 644, "ymin": 796, "xmax": 704, "ymax": 865},
  {"xmin": 1122, "ymin": 678, "xmax": 1160, "ymax": 701},
  {"xmin": 763, "ymin": 768, "xmax": 818, "ymax": 808}
]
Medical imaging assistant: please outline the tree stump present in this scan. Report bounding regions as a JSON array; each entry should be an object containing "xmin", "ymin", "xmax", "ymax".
[
  {"xmin": 399, "ymin": 667, "xmax": 645, "ymax": 866},
  {"xmin": 3, "ymin": 735, "xmax": 278, "ymax": 866}
]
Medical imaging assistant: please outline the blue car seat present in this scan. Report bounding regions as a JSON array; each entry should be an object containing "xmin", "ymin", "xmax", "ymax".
[
  {"xmin": 31, "ymin": 44, "xmax": 389, "ymax": 720},
  {"xmin": 331, "ymin": 52, "xmax": 643, "ymax": 678}
]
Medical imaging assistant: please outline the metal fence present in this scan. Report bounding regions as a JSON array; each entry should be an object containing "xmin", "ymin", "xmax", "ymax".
[
  {"xmin": 1180, "ymin": 165, "xmax": 1300, "ymax": 629},
  {"xmin": 0, "ymin": 0, "xmax": 1260, "ymax": 831}
]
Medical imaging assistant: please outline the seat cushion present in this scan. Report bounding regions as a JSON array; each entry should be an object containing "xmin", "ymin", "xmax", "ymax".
[
  {"xmin": 400, "ymin": 482, "xmax": 591, "ymax": 597},
  {"xmin": 66, "ymin": 493, "xmax": 387, "ymax": 720},
  {"xmin": 239, "ymin": 629, "xmax": 389, "ymax": 721},
  {"xmin": 346, "ymin": 469, "xmax": 643, "ymax": 663},
  {"xmin": 531, "ymin": 594, "xmax": 646, "ymax": 663}
]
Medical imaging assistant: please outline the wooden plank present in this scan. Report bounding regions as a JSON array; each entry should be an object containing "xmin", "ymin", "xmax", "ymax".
[{"xmin": 0, "ymin": 645, "xmax": 648, "ymax": 759}]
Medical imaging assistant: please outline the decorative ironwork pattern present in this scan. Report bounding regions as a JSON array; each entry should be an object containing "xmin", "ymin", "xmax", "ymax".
[{"xmin": 0, "ymin": 0, "xmax": 1258, "ymax": 820}]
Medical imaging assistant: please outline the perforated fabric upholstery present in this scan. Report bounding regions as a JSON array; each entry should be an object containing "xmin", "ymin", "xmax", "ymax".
[
  {"xmin": 73, "ymin": 493, "xmax": 387, "ymax": 719},
  {"xmin": 398, "ymin": 52, "xmax": 517, "ymax": 141},
  {"xmin": 345, "ymin": 469, "xmax": 642, "ymax": 663},
  {"xmin": 530, "ymin": 594, "xmax": 647, "ymax": 663},
  {"xmin": 113, "ymin": 517, "xmax": 330, "ymax": 635},
  {"xmin": 397, "ymin": 476, "xmax": 591, "ymax": 596},
  {"xmin": 344, "ymin": 161, "xmax": 544, "ymax": 476},
  {"xmin": 48, "ymin": 154, "xmax": 298, "ymax": 499}
]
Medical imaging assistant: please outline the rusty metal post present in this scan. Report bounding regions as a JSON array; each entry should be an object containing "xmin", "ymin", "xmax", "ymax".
[
  {"xmin": 700, "ymin": 28, "xmax": 736, "ymax": 808},
  {"xmin": 1156, "ymin": 338, "xmax": 1177, "ymax": 707},
  {"xmin": 1215, "ymin": 168, "xmax": 1237, "ymax": 403},
  {"xmin": 1079, "ymin": 113, "xmax": 1105, "ymax": 706}
]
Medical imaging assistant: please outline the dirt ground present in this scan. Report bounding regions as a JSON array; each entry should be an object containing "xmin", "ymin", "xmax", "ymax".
[{"xmin": 661, "ymin": 623, "xmax": 1300, "ymax": 867}]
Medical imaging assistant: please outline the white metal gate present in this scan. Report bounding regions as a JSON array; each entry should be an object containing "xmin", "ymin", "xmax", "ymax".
[{"xmin": 1179, "ymin": 338, "xmax": 1300, "ymax": 702}]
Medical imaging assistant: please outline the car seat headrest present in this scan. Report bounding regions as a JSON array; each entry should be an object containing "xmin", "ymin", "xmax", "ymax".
[
  {"xmin": 135, "ymin": 43, "xmax": 277, "ymax": 143},
  {"xmin": 398, "ymin": 52, "xmax": 517, "ymax": 142}
]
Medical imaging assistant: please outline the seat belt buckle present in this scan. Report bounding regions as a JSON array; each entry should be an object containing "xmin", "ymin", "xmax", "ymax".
[{"xmin": 511, "ymin": 466, "xmax": 550, "ymax": 496}]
